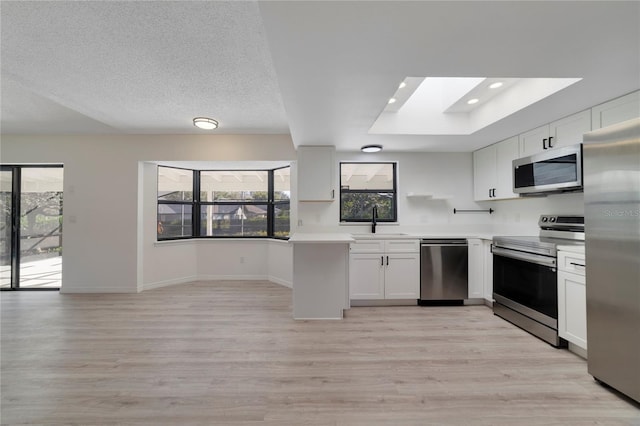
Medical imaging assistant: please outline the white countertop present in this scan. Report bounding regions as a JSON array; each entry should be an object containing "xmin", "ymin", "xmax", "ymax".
[
  {"xmin": 288, "ymin": 233, "xmax": 355, "ymax": 243},
  {"xmin": 351, "ymin": 232, "xmax": 496, "ymax": 240},
  {"xmin": 557, "ymin": 244, "xmax": 585, "ymax": 254}
]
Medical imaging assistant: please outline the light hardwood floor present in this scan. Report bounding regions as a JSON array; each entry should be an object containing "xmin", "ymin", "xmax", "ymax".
[{"xmin": 2, "ymin": 280, "xmax": 639, "ymax": 425}]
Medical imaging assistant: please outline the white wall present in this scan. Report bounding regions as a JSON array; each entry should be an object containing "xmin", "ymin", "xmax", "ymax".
[
  {"xmin": 268, "ymin": 240, "xmax": 293, "ymax": 288},
  {"xmin": 1, "ymin": 132, "xmax": 583, "ymax": 293},
  {"xmin": 481, "ymin": 192, "xmax": 584, "ymax": 235},
  {"xmin": 1, "ymin": 134, "xmax": 296, "ymax": 292},
  {"xmin": 295, "ymin": 151, "xmax": 494, "ymax": 234},
  {"xmin": 294, "ymin": 150, "xmax": 584, "ymax": 236}
]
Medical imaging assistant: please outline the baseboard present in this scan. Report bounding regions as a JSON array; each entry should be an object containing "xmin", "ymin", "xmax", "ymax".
[
  {"xmin": 568, "ymin": 342, "xmax": 588, "ymax": 359},
  {"xmin": 197, "ymin": 274, "xmax": 268, "ymax": 281},
  {"xmin": 142, "ymin": 275, "xmax": 200, "ymax": 292},
  {"xmin": 351, "ymin": 299, "xmax": 418, "ymax": 307},
  {"xmin": 141, "ymin": 275, "xmax": 289, "ymax": 293},
  {"xmin": 268, "ymin": 275, "xmax": 292, "ymax": 288},
  {"xmin": 60, "ymin": 285, "xmax": 138, "ymax": 294}
]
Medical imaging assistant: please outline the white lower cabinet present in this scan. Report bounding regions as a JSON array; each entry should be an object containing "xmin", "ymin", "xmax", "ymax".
[
  {"xmin": 468, "ymin": 239, "xmax": 484, "ymax": 299},
  {"xmin": 558, "ymin": 251, "xmax": 587, "ymax": 351},
  {"xmin": 483, "ymin": 240, "xmax": 493, "ymax": 302},
  {"xmin": 384, "ymin": 253, "xmax": 420, "ymax": 299},
  {"xmin": 349, "ymin": 239, "xmax": 419, "ymax": 302},
  {"xmin": 467, "ymin": 238, "xmax": 494, "ymax": 303},
  {"xmin": 349, "ymin": 254, "xmax": 385, "ymax": 299}
]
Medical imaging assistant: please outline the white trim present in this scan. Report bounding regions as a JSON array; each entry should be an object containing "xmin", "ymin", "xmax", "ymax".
[
  {"xmin": 60, "ymin": 285, "xmax": 138, "ymax": 294},
  {"xmin": 268, "ymin": 275, "xmax": 292, "ymax": 288},
  {"xmin": 197, "ymin": 274, "xmax": 269, "ymax": 281},
  {"xmin": 142, "ymin": 275, "xmax": 200, "ymax": 292}
]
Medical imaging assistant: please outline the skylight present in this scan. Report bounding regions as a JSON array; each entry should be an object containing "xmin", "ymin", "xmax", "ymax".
[{"xmin": 369, "ymin": 77, "xmax": 582, "ymax": 135}]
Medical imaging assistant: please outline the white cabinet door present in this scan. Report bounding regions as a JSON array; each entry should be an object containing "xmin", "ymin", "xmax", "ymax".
[
  {"xmin": 349, "ymin": 254, "xmax": 385, "ymax": 299},
  {"xmin": 519, "ymin": 110, "xmax": 590, "ymax": 157},
  {"xmin": 494, "ymin": 136, "xmax": 520, "ymax": 200},
  {"xmin": 474, "ymin": 137, "xmax": 519, "ymax": 201},
  {"xmin": 558, "ymin": 270, "xmax": 587, "ymax": 350},
  {"xmin": 467, "ymin": 239, "xmax": 484, "ymax": 299},
  {"xmin": 591, "ymin": 90, "xmax": 640, "ymax": 130},
  {"xmin": 384, "ymin": 253, "xmax": 420, "ymax": 299},
  {"xmin": 483, "ymin": 240, "xmax": 493, "ymax": 301},
  {"xmin": 519, "ymin": 124, "xmax": 550, "ymax": 157},
  {"xmin": 473, "ymin": 145, "xmax": 496, "ymax": 201},
  {"xmin": 549, "ymin": 110, "xmax": 591, "ymax": 149},
  {"xmin": 297, "ymin": 145, "xmax": 335, "ymax": 201}
]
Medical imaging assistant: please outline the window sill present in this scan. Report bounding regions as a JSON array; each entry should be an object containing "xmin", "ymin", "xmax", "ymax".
[{"xmin": 154, "ymin": 237, "xmax": 289, "ymax": 247}]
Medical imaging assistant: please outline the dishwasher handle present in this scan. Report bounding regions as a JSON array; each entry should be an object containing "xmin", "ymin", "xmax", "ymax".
[{"xmin": 421, "ymin": 239, "xmax": 467, "ymax": 246}]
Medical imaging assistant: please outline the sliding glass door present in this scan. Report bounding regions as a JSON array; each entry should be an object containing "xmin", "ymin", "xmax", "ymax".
[
  {"xmin": 0, "ymin": 166, "xmax": 63, "ymax": 290},
  {"xmin": 0, "ymin": 170, "xmax": 12, "ymax": 288}
]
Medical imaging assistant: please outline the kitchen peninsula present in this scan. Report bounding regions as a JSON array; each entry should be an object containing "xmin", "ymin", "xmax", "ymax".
[{"xmin": 288, "ymin": 233, "xmax": 354, "ymax": 319}]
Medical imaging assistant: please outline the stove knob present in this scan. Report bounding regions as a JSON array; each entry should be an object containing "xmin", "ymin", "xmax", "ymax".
[
  {"xmin": 550, "ymin": 217, "xmax": 556, "ymax": 223},
  {"xmin": 542, "ymin": 217, "xmax": 548, "ymax": 222}
]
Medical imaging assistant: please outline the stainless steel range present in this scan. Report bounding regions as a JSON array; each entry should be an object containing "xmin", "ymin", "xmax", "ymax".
[{"xmin": 492, "ymin": 215, "xmax": 584, "ymax": 347}]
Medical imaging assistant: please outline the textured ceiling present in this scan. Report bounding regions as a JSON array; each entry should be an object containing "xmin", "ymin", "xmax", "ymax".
[
  {"xmin": 1, "ymin": 1, "xmax": 639, "ymax": 152},
  {"xmin": 1, "ymin": 1, "xmax": 288, "ymax": 134}
]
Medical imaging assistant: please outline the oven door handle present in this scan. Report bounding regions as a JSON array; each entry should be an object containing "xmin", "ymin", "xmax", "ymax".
[{"xmin": 492, "ymin": 246, "xmax": 556, "ymax": 268}]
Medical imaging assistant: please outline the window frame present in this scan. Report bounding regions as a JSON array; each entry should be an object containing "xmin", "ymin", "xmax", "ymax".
[
  {"xmin": 156, "ymin": 165, "xmax": 196, "ymax": 240},
  {"xmin": 156, "ymin": 165, "xmax": 290, "ymax": 241},
  {"xmin": 339, "ymin": 161, "xmax": 398, "ymax": 223}
]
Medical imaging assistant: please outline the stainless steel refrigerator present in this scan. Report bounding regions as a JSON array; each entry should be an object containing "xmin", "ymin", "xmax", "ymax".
[{"xmin": 583, "ymin": 117, "xmax": 640, "ymax": 403}]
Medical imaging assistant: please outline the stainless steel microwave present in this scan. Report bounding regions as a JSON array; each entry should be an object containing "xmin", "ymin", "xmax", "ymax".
[{"xmin": 513, "ymin": 144, "xmax": 583, "ymax": 195}]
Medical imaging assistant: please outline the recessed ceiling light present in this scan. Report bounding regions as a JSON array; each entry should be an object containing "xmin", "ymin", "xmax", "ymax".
[
  {"xmin": 388, "ymin": 98, "xmax": 397, "ymax": 104},
  {"xmin": 467, "ymin": 98, "xmax": 479, "ymax": 105},
  {"xmin": 361, "ymin": 144, "xmax": 383, "ymax": 153},
  {"xmin": 489, "ymin": 82, "xmax": 504, "ymax": 89},
  {"xmin": 193, "ymin": 117, "xmax": 219, "ymax": 130},
  {"xmin": 398, "ymin": 82, "xmax": 407, "ymax": 89}
]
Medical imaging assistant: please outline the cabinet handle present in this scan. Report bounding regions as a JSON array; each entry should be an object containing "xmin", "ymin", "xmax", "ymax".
[
  {"xmin": 570, "ymin": 262, "xmax": 585, "ymax": 267},
  {"xmin": 386, "ymin": 256, "xmax": 389, "ymax": 266},
  {"xmin": 381, "ymin": 256, "xmax": 384, "ymax": 266},
  {"xmin": 543, "ymin": 138, "xmax": 548, "ymax": 149},
  {"xmin": 548, "ymin": 136, "xmax": 554, "ymax": 148},
  {"xmin": 331, "ymin": 189, "xmax": 335, "ymax": 199},
  {"xmin": 489, "ymin": 189, "xmax": 492, "ymax": 198}
]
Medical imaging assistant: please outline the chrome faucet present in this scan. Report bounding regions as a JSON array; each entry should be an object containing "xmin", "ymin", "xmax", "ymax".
[{"xmin": 372, "ymin": 205, "xmax": 378, "ymax": 233}]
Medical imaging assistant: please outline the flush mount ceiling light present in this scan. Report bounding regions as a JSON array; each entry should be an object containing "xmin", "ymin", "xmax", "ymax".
[
  {"xmin": 489, "ymin": 82, "xmax": 504, "ymax": 89},
  {"xmin": 193, "ymin": 117, "xmax": 219, "ymax": 130},
  {"xmin": 398, "ymin": 82, "xmax": 407, "ymax": 89},
  {"xmin": 467, "ymin": 98, "xmax": 479, "ymax": 105},
  {"xmin": 361, "ymin": 144, "xmax": 383, "ymax": 153},
  {"xmin": 388, "ymin": 98, "xmax": 397, "ymax": 104}
]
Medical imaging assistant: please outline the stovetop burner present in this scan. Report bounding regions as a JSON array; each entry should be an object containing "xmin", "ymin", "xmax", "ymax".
[{"xmin": 493, "ymin": 215, "xmax": 585, "ymax": 257}]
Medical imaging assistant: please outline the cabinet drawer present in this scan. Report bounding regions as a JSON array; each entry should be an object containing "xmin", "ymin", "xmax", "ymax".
[
  {"xmin": 384, "ymin": 239, "xmax": 420, "ymax": 253},
  {"xmin": 350, "ymin": 240, "xmax": 385, "ymax": 253},
  {"xmin": 558, "ymin": 251, "xmax": 586, "ymax": 275}
]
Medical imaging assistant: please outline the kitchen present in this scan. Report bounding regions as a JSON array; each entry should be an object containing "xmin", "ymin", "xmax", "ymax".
[{"xmin": 1, "ymin": 1, "xmax": 639, "ymax": 424}]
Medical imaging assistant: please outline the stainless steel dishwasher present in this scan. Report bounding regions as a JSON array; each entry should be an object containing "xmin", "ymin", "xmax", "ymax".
[{"xmin": 419, "ymin": 239, "xmax": 468, "ymax": 305}]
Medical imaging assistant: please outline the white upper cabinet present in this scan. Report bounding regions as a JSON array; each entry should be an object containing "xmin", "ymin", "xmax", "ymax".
[
  {"xmin": 591, "ymin": 90, "xmax": 640, "ymax": 130},
  {"xmin": 473, "ymin": 136, "xmax": 519, "ymax": 201},
  {"xmin": 549, "ymin": 110, "xmax": 592, "ymax": 149},
  {"xmin": 297, "ymin": 145, "xmax": 335, "ymax": 202},
  {"xmin": 473, "ymin": 144, "xmax": 496, "ymax": 201},
  {"xmin": 519, "ymin": 110, "xmax": 591, "ymax": 157},
  {"xmin": 519, "ymin": 124, "xmax": 550, "ymax": 158}
]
